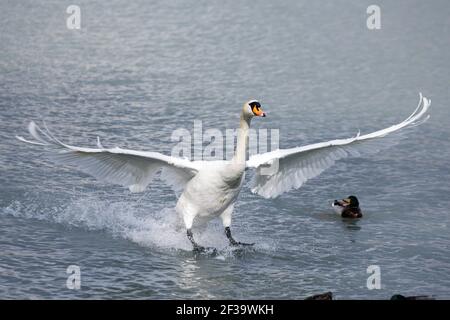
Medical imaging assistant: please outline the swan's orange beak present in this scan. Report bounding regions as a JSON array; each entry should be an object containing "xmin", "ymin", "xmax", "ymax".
[{"xmin": 252, "ymin": 106, "xmax": 266, "ymax": 117}]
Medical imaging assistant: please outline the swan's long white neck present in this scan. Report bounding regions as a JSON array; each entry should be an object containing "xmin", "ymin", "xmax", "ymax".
[{"xmin": 233, "ymin": 113, "xmax": 251, "ymax": 165}]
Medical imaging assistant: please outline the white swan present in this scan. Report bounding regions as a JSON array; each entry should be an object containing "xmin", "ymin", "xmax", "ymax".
[{"xmin": 17, "ymin": 94, "xmax": 431, "ymax": 251}]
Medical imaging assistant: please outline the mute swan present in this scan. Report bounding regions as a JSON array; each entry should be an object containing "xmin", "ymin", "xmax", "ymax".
[{"xmin": 16, "ymin": 94, "xmax": 431, "ymax": 251}]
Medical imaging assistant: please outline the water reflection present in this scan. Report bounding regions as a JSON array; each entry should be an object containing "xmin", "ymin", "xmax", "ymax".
[{"xmin": 342, "ymin": 219, "xmax": 362, "ymax": 231}]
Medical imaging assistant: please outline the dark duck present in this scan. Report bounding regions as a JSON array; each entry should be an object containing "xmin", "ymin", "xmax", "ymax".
[{"xmin": 332, "ymin": 196, "xmax": 362, "ymax": 218}]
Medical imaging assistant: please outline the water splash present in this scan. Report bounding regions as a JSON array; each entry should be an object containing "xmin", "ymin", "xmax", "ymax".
[{"xmin": 1, "ymin": 197, "xmax": 271, "ymax": 254}]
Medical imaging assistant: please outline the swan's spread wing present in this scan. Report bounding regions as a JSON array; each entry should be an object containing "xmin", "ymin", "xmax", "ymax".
[
  {"xmin": 246, "ymin": 94, "xmax": 431, "ymax": 198},
  {"xmin": 17, "ymin": 122, "xmax": 199, "ymax": 193}
]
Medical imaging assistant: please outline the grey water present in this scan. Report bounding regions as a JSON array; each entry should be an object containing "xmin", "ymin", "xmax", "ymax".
[{"xmin": 0, "ymin": 0, "xmax": 449, "ymax": 299}]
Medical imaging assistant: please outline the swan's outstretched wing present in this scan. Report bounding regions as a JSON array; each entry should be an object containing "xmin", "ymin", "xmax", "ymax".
[
  {"xmin": 246, "ymin": 94, "xmax": 431, "ymax": 199},
  {"xmin": 17, "ymin": 122, "xmax": 199, "ymax": 193}
]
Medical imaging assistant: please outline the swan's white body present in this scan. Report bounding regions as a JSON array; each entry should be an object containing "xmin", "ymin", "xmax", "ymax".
[
  {"xmin": 17, "ymin": 94, "xmax": 431, "ymax": 247},
  {"xmin": 177, "ymin": 161, "xmax": 244, "ymax": 228}
]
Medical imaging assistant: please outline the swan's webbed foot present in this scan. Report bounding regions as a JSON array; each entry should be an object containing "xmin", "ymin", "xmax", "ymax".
[
  {"xmin": 193, "ymin": 245, "xmax": 206, "ymax": 253},
  {"xmin": 187, "ymin": 229, "xmax": 217, "ymax": 254},
  {"xmin": 225, "ymin": 227, "xmax": 254, "ymax": 247}
]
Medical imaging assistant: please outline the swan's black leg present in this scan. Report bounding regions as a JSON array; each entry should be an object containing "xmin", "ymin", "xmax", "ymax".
[
  {"xmin": 187, "ymin": 229, "xmax": 205, "ymax": 252},
  {"xmin": 225, "ymin": 227, "xmax": 238, "ymax": 246},
  {"xmin": 225, "ymin": 227, "xmax": 254, "ymax": 247}
]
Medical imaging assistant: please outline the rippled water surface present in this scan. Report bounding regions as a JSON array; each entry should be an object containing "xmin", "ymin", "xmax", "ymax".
[{"xmin": 1, "ymin": 0, "xmax": 449, "ymax": 299}]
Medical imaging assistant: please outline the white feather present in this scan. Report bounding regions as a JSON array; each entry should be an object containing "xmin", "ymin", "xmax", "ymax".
[
  {"xmin": 17, "ymin": 122, "xmax": 199, "ymax": 193},
  {"xmin": 247, "ymin": 94, "xmax": 431, "ymax": 198}
]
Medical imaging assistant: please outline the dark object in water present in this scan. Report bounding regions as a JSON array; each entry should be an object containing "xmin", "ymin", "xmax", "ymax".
[
  {"xmin": 305, "ymin": 292, "xmax": 333, "ymax": 300},
  {"xmin": 390, "ymin": 294, "xmax": 435, "ymax": 300},
  {"xmin": 332, "ymin": 195, "xmax": 363, "ymax": 218}
]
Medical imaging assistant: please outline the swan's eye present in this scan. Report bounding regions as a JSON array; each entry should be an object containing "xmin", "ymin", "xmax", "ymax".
[{"xmin": 249, "ymin": 101, "xmax": 261, "ymax": 113}]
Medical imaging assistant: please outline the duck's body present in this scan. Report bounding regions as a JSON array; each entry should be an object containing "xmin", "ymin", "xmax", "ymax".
[
  {"xmin": 341, "ymin": 206, "xmax": 363, "ymax": 219},
  {"xmin": 16, "ymin": 94, "xmax": 431, "ymax": 251}
]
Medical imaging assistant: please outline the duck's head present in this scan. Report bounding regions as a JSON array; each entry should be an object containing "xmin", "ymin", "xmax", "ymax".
[
  {"xmin": 343, "ymin": 195, "xmax": 360, "ymax": 208},
  {"xmin": 333, "ymin": 195, "xmax": 360, "ymax": 208},
  {"xmin": 242, "ymin": 100, "xmax": 266, "ymax": 119}
]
